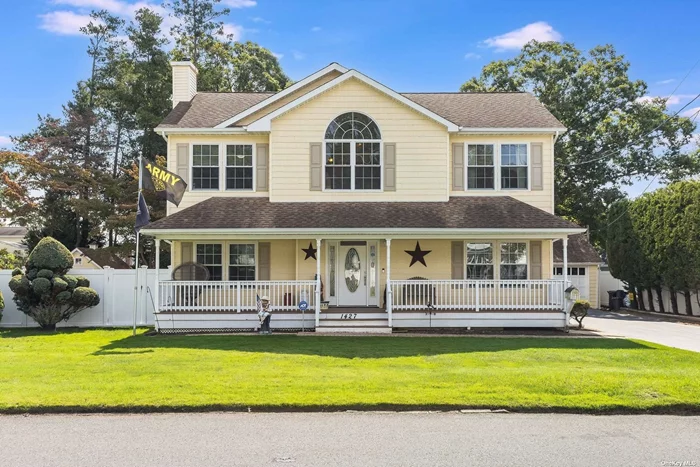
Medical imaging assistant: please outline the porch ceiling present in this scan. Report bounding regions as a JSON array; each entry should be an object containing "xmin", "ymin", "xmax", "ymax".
[{"xmin": 141, "ymin": 196, "xmax": 584, "ymax": 239}]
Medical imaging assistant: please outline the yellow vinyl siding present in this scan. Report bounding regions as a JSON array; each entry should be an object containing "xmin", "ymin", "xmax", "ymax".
[
  {"xmin": 269, "ymin": 77, "xmax": 450, "ymax": 202},
  {"xmin": 588, "ymin": 265, "xmax": 600, "ymax": 308},
  {"xmin": 236, "ymin": 70, "xmax": 344, "ymax": 126},
  {"xmin": 166, "ymin": 134, "xmax": 270, "ymax": 216},
  {"xmin": 71, "ymin": 251, "xmax": 103, "ymax": 269},
  {"xmin": 449, "ymin": 134, "xmax": 555, "ymax": 213}
]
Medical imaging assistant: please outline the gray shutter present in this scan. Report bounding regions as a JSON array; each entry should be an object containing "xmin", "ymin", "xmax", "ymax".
[
  {"xmin": 258, "ymin": 242, "xmax": 271, "ymax": 280},
  {"xmin": 531, "ymin": 142, "xmax": 543, "ymax": 190},
  {"xmin": 384, "ymin": 143, "xmax": 396, "ymax": 191},
  {"xmin": 256, "ymin": 143, "xmax": 269, "ymax": 192},
  {"xmin": 452, "ymin": 143, "xmax": 464, "ymax": 191},
  {"xmin": 451, "ymin": 241, "xmax": 464, "ymax": 280},
  {"xmin": 176, "ymin": 143, "xmax": 189, "ymax": 186},
  {"xmin": 181, "ymin": 242, "xmax": 193, "ymax": 264},
  {"xmin": 309, "ymin": 143, "xmax": 323, "ymax": 191},
  {"xmin": 530, "ymin": 241, "xmax": 542, "ymax": 279}
]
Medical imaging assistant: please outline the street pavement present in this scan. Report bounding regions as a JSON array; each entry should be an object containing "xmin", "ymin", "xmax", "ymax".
[
  {"xmin": 585, "ymin": 308, "xmax": 700, "ymax": 352},
  {"xmin": 1, "ymin": 412, "xmax": 698, "ymax": 467}
]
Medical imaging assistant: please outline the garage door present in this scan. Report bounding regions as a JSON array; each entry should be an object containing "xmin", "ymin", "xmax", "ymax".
[{"xmin": 553, "ymin": 267, "xmax": 589, "ymax": 301}]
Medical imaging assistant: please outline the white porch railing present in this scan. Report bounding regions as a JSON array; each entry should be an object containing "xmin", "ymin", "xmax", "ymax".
[
  {"xmin": 389, "ymin": 279, "xmax": 565, "ymax": 311},
  {"xmin": 158, "ymin": 280, "xmax": 317, "ymax": 312}
]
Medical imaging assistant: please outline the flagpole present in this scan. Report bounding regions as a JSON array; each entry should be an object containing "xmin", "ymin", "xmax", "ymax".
[{"xmin": 133, "ymin": 152, "xmax": 143, "ymax": 337}]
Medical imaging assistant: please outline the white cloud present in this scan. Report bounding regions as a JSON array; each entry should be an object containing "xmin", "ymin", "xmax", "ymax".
[
  {"xmin": 656, "ymin": 78, "xmax": 676, "ymax": 85},
  {"xmin": 637, "ymin": 94, "xmax": 697, "ymax": 106},
  {"xmin": 464, "ymin": 52, "xmax": 481, "ymax": 60},
  {"xmin": 681, "ymin": 106, "xmax": 700, "ymax": 118},
  {"xmin": 222, "ymin": 23, "xmax": 243, "ymax": 41},
  {"xmin": 311, "ymin": 26, "xmax": 321, "ymax": 32},
  {"xmin": 0, "ymin": 136, "xmax": 11, "ymax": 148},
  {"xmin": 292, "ymin": 50, "xmax": 305, "ymax": 60},
  {"xmin": 39, "ymin": 10, "xmax": 94, "ymax": 35},
  {"xmin": 272, "ymin": 52, "xmax": 283, "ymax": 60},
  {"xmin": 482, "ymin": 21, "xmax": 562, "ymax": 51},
  {"xmin": 250, "ymin": 16, "xmax": 269, "ymax": 24},
  {"xmin": 222, "ymin": 0, "xmax": 256, "ymax": 7}
]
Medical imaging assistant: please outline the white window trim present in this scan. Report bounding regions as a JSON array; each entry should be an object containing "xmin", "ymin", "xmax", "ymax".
[
  {"xmin": 464, "ymin": 241, "xmax": 495, "ymax": 280},
  {"xmin": 227, "ymin": 241, "xmax": 258, "ymax": 281},
  {"xmin": 194, "ymin": 242, "xmax": 225, "ymax": 281},
  {"xmin": 194, "ymin": 241, "xmax": 259, "ymax": 281},
  {"xmin": 189, "ymin": 143, "xmax": 257, "ymax": 193},
  {"xmin": 462, "ymin": 141, "xmax": 531, "ymax": 192},
  {"xmin": 498, "ymin": 240, "xmax": 529, "ymax": 280},
  {"xmin": 224, "ymin": 143, "xmax": 256, "ymax": 192},
  {"xmin": 322, "ymin": 139, "xmax": 384, "ymax": 192}
]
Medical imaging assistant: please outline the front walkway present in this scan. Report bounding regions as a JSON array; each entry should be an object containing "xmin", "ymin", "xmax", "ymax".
[{"xmin": 584, "ymin": 309, "xmax": 700, "ymax": 353}]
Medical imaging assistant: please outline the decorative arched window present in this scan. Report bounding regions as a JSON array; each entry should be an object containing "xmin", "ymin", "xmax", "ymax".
[{"xmin": 324, "ymin": 112, "xmax": 382, "ymax": 190}]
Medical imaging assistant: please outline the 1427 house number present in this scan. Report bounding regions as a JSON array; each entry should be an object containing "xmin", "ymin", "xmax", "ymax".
[{"xmin": 340, "ymin": 313, "xmax": 357, "ymax": 319}]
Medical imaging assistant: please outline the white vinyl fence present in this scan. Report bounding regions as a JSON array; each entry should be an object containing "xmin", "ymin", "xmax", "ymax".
[{"xmin": 0, "ymin": 267, "xmax": 171, "ymax": 328}]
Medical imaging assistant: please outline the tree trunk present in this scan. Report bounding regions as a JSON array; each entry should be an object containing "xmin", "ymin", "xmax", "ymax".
[
  {"xmin": 647, "ymin": 288, "xmax": 656, "ymax": 312},
  {"xmin": 637, "ymin": 287, "xmax": 646, "ymax": 311},
  {"xmin": 683, "ymin": 290, "xmax": 694, "ymax": 316},
  {"xmin": 669, "ymin": 287, "xmax": 679, "ymax": 314},
  {"xmin": 655, "ymin": 285, "xmax": 665, "ymax": 313}
]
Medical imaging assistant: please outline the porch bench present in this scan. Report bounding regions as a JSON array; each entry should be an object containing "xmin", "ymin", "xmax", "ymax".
[{"xmin": 401, "ymin": 277, "xmax": 436, "ymax": 308}]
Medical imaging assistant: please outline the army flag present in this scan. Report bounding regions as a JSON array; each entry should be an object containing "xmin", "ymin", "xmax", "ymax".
[{"xmin": 142, "ymin": 161, "xmax": 187, "ymax": 206}]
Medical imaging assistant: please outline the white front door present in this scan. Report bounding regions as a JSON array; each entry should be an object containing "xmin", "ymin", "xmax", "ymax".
[{"xmin": 337, "ymin": 244, "xmax": 368, "ymax": 306}]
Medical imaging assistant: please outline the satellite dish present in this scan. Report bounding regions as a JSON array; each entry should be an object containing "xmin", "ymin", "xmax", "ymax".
[{"xmin": 171, "ymin": 262, "xmax": 210, "ymax": 281}]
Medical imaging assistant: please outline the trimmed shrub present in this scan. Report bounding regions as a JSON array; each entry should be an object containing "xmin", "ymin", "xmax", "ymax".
[
  {"xmin": 11, "ymin": 268, "xmax": 22, "ymax": 277},
  {"xmin": 0, "ymin": 290, "xmax": 4, "ymax": 322},
  {"xmin": 570, "ymin": 299, "xmax": 591, "ymax": 329},
  {"xmin": 26, "ymin": 237, "xmax": 73, "ymax": 275},
  {"xmin": 9, "ymin": 236, "xmax": 100, "ymax": 329}
]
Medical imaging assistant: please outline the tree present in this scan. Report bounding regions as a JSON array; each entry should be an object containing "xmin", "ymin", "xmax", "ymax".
[
  {"xmin": 0, "ymin": 248, "xmax": 24, "ymax": 270},
  {"xmin": 9, "ymin": 237, "xmax": 100, "ymax": 329},
  {"xmin": 461, "ymin": 42, "xmax": 699, "ymax": 246}
]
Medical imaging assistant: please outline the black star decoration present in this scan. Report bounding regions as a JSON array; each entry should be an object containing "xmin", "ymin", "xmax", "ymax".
[
  {"xmin": 405, "ymin": 241, "xmax": 431, "ymax": 267},
  {"xmin": 302, "ymin": 242, "xmax": 317, "ymax": 260}
]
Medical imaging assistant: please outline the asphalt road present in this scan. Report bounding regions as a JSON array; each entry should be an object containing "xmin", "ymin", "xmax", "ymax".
[
  {"xmin": 1, "ymin": 412, "xmax": 698, "ymax": 467},
  {"xmin": 585, "ymin": 309, "xmax": 700, "ymax": 352}
]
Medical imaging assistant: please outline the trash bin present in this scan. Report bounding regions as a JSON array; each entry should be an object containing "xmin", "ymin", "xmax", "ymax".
[{"xmin": 608, "ymin": 290, "xmax": 622, "ymax": 310}]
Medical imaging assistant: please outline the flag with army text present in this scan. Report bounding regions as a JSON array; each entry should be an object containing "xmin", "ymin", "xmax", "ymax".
[{"xmin": 142, "ymin": 161, "xmax": 187, "ymax": 207}]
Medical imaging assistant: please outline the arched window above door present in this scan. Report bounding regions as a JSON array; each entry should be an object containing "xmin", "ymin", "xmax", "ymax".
[{"xmin": 324, "ymin": 113, "xmax": 382, "ymax": 190}]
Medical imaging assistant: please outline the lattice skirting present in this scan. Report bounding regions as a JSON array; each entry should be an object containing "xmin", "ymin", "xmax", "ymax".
[{"xmin": 157, "ymin": 327, "xmax": 315, "ymax": 335}]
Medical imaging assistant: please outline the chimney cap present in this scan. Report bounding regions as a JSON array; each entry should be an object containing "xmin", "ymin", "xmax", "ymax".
[{"xmin": 170, "ymin": 60, "xmax": 199, "ymax": 74}]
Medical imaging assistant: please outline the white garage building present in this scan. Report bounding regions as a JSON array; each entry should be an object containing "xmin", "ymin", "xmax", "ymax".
[{"xmin": 553, "ymin": 233, "xmax": 602, "ymax": 308}]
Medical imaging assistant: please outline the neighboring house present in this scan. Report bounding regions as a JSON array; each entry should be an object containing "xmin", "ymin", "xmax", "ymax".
[
  {"xmin": 552, "ymin": 233, "xmax": 602, "ymax": 308},
  {"xmin": 71, "ymin": 248, "xmax": 130, "ymax": 270},
  {"xmin": 0, "ymin": 226, "xmax": 28, "ymax": 254},
  {"xmin": 142, "ymin": 61, "xmax": 587, "ymax": 332}
]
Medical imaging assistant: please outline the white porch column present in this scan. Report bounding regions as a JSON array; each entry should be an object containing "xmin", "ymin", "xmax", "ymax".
[
  {"xmin": 562, "ymin": 236, "xmax": 569, "ymax": 313},
  {"xmin": 315, "ymin": 238, "xmax": 322, "ymax": 327},
  {"xmin": 154, "ymin": 238, "xmax": 161, "ymax": 331},
  {"xmin": 386, "ymin": 238, "xmax": 392, "ymax": 327}
]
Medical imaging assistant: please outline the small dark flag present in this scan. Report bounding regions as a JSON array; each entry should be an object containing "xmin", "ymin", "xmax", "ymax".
[
  {"xmin": 135, "ymin": 192, "xmax": 150, "ymax": 233},
  {"xmin": 142, "ymin": 161, "xmax": 187, "ymax": 207}
]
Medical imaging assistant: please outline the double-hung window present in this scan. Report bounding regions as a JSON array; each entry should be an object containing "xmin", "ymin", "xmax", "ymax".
[
  {"xmin": 324, "ymin": 112, "xmax": 382, "ymax": 190},
  {"xmin": 500, "ymin": 242, "xmax": 527, "ymax": 280},
  {"xmin": 467, "ymin": 144, "xmax": 495, "ymax": 190},
  {"xmin": 192, "ymin": 144, "xmax": 219, "ymax": 190},
  {"xmin": 500, "ymin": 144, "xmax": 528, "ymax": 189},
  {"xmin": 226, "ymin": 144, "xmax": 253, "ymax": 190},
  {"xmin": 229, "ymin": 244, "xmax": 256, "ymax": 281},
  {"xmin": 196, "ymin": 244, "xmax": 223, "ymax": 281},
  {"xmin": 466, "ymin": 243, "xmax": 494, "ymax": 279}
]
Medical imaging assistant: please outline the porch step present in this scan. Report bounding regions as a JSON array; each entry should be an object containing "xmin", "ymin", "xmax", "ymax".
[
  {"xmin": 316, "ymin": 325, "xmax": 392, "ymax": 334},
  {"xmin": 317, "ymin": 318, "xmax": 391, "ymax": 333},
  {"xmin": 321, "ymin": 312, "xmax": 388, "ymax": 320}
]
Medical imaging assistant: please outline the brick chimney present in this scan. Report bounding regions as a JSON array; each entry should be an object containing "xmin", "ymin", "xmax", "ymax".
[{"xmin": 171, "ymin": 60, "xmax": 198, "ymax": 108}]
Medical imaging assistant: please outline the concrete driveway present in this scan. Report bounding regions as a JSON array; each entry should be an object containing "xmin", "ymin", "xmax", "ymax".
[
  {"xmin": 583, "ymin": 308, "xmax": 700, "ymax": 352},
  {"xmin": 1, "ymin": 412, "xmax": 699, "ymax": 467}
]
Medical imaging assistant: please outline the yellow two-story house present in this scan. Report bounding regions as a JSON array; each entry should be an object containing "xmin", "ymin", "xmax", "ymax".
[{"xmin": 142, "ymin": 61, "xmax": 592, "ymax": 333}]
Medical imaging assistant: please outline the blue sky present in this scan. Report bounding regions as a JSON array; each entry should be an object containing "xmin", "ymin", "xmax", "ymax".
[{"xmin": 1, "ymin": 0, "xmax": 699, "ymax": 196}]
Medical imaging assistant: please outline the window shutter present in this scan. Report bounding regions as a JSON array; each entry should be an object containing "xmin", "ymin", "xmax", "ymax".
[
  {"xmin": 256, "ymin": 143, "xmax": 269, "ymax": 192},
  {"xmin": 451, "ymin": 241, "xmax": 464, "ymax": 280},
  {"xmin": 309, "ymin": 142, "xmax": 322, "ymax": 191},
  {"xmin": 530, "ymin": 241, "xmax": 542, "ymax": 279},
  {"xmin": 384, "ymin": 143, "xmax": 396, "ymax": 191},
  {"xmin": 258, "ymin": 242, "xmax": 271, "ymax": 280},
  {"xmin": 531, "ymin": 142, "xmax": 543, "ymax": 190},
  {"xmin": 452, "ymin": 143, "xmax": 464, "ymax": 191},
  {"xmin": 177, "ymin": 143, "xmax": 189, "ymax": 186},
  {"xmin": 181, "ymin": 242, "xmax": 193, "ymax": 264}
]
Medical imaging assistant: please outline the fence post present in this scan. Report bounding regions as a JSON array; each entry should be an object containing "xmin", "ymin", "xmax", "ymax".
[
  {"xmin": 386, "ymin": 238, "xmax": 392, "ymax": 327},
  {"xmin": 475, "ymin": 281, "xmax": 480, "ymax": 312},
  {"xmin": 236, "ymin": 281, "xmax": 241, "ymax": 313}
]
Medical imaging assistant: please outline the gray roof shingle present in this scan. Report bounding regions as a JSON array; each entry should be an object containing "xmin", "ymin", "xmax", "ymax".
[
  {"xmin": 159, "ymin": 92, "xmax": 274, "ymax": 128},
  {"xmin": 144, "ymin": 197, "xmax": 579, "ymax": 231},
  {"xmin": 553, "ymin": 233, "xmax": 602, "ymax": 264}
]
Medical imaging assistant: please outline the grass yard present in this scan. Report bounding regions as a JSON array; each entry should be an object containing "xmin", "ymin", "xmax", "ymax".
[{"xmin": 1, "ymin": 329, "xmax": 700, "ymax": 413}]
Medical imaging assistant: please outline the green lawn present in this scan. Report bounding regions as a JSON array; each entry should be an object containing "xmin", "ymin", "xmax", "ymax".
[{"xmin": 1, "ymin": 329, "xmax": 700, "ymax": 413}]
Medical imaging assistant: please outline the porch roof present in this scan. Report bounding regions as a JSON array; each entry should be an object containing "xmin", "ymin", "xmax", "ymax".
[
  {"xmin": 553, "ymin": 233, "xmax": 602, "ymax": 264},
  {"xmin": 142, "ymin": 197, "xmax": 583, "ymax": 238}
]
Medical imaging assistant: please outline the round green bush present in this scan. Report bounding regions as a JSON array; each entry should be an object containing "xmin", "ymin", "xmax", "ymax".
[
  {"xmin": 9, "ymin": 275, "xmax": 30, "ymax": 294},
  {"xmin": 32, "ymin": 277, "xmax": 52, "ymax": 295},
  {"xmin": 0, "ymin": 290, "xmax": 4, "ymax": 312},
  {"xmin": 71, "ymin": 287, "xmax": 100, "ymax": 308},
  {"xmin": 56, "ymin": 291, "xmax": 72, "ymax": 304},
  {"xmin": 62, "ymin": 275, "xmax": 78, "ymax": 290},
  {"xmin": 26, "ymin": 237, "xmax": 73, "ymax": 274},
  {"xmin": 75, "ymin": 276, "xmax": 90, "ymax": 288},
  {"xmin": 26, "ymin": 269, "xmax": 38, "ymax": 280},
  {"xmin": 52, "ymin": 277, "xmax": 68, "ymax": 292},
  {"xmin": 11, "ymin": 268, "xmax": 22, "ymax": 277},
  {"xmin": 37, "ymin": 269, "xmax": 54, "ymax": 279}
]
